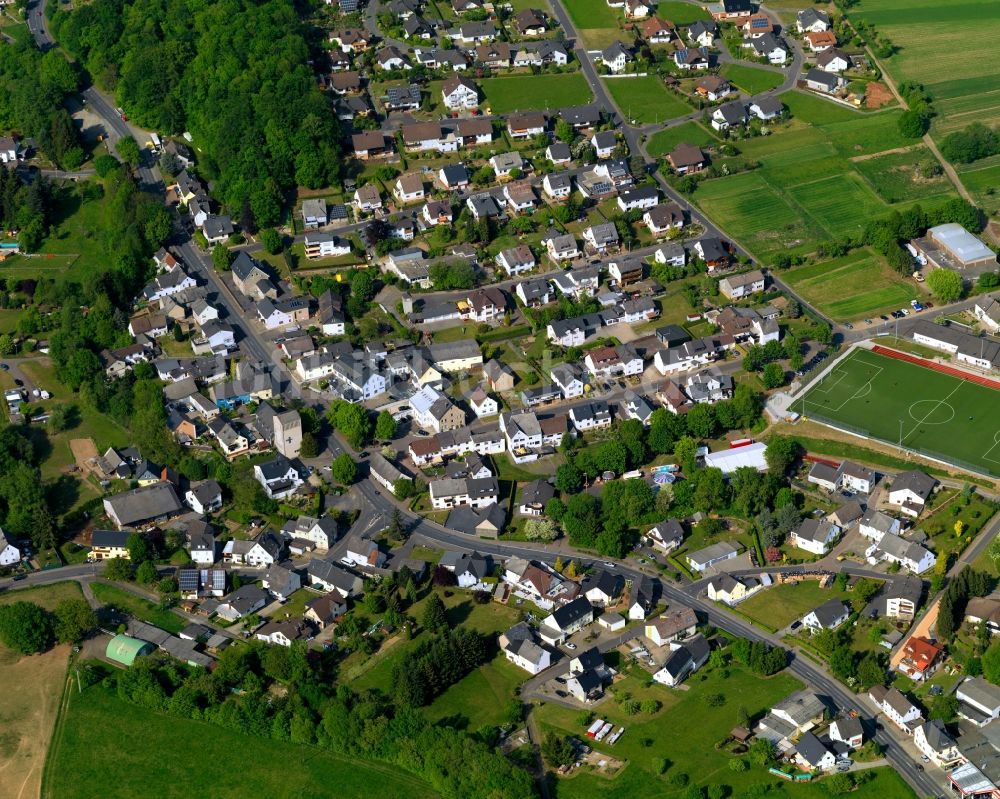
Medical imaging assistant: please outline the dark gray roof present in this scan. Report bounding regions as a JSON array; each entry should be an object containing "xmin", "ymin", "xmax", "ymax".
[
  {"xmin": 549, "ymin": 596, "xmax": 593, "ymax": 629},
  {"xmin": 91, "ymin": 529, "xmax": 130, "ymax": 549},
  {"xmin": 795, "ymin": 732, "xmax": 831, "ymax": 767},
  {"xmin": 582, "ymin": 568, "xmax": 625, "ymax": 599},
  {"xmin": 105, "ymin": 483, "xmax": 183, "ymax": 526},
  {"xmin": 809, "ymin": 598, "xmax": 850, "ymax": 628}
]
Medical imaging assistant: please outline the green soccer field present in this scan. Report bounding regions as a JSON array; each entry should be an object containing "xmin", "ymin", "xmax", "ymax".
[{"xmin": 798, "ymin": 348, "xmax": 1000, "ymax": 476}]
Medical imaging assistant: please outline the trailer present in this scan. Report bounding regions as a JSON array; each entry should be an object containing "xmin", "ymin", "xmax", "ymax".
[
  {"xmin": 594, "ymin": 722, "xmax": 613, "ymax": 742},
  {"xmin": 608, "ymin": 727, "xmax": 625, "ymax": 745},
  {"xmin": 586, "ymin": 719, "xmax": 604, "ymax": 738}
]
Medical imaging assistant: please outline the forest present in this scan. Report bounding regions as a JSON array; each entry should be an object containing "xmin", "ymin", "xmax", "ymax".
[{"xmin": 50, "ymin": 0, "xmax": 344, "ymax": 227}]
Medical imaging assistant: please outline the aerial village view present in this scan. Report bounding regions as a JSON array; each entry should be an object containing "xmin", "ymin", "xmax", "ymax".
[{"xmin": 4, "ymin": 0, "xmax": 1000, "ymax": 797}]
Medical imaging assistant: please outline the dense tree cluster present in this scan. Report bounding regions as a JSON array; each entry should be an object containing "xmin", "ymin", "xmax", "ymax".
[
  {"xmin": 110, "ymin": 621, "xmax": 533, "ymax": 798},
  {"xmin": 865, "ymin": 200, "xmax": 985, "ymax": 273},
  {"xmin": 0, "ymin": 597, "xmax": 96, "ymax": 654},
  {"xmin": 0, "ymin": 40, "xmax": 83, "ymax": 168},
  {"xmin": 0, "ymin": 171, "xmax": 51, "ymax": 252},
  {"xmin": 729, "ymin": 638, "xmax": 787, "ymax": 676},
  {"xmin": 392, "ymin": 628, "xmax": 490, "ymax": 707},
  {"xmin": 52, "ymin": 0, "xmax": 343, "ymax": 227},
  {"xmin": 938, "ymin": 567, "xmax": 992, "ymax": 640},
  {"xmin": 941, "ymin": 123, "xmax": 1000, "ymax": 165}
]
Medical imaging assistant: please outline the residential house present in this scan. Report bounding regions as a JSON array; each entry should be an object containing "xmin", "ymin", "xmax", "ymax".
[
  {"xmin": 467, "ymin": 385, "xmax": 499, "ymax": 418},
  {"xmin": 913, "ymin": 720, "xmax": 962, "ymax": 768},
  {"xmin": 308, "ymin": 560, "xmax": 363, "ymax": 596},
  {"xmin": 281, "ymin": 516, "xmax": 338, "ymax": 552},
  {"xmin": 748, "ymin": 33, "xmax": 788, "ymax": 64},
  {"xmin": 582, "ymin": 569, "xmax": 625, "ymax": 606},
  {"xmin": 484, "ymin": 359, "xmax": 516, "ymax": 392},
  {"xmin": 184, "ymin": 480, "xmax": 223, "ymax": 515},
  {"xmin": 215, "ymin": 585, "xmax": 268, "ymax": 621},
  {"xmin": 539, "ymin": 596, "xmax": 594, "ymax": 645},
  {"xmin": 693, "ymin": 237, "xmax": 731, "ymax": 270},
  {"xmin": 674, "ymin": 47, "xmax": 710, "ymax": 70},
  {"xmin": 644, "ymin": 605, "xmax": 698, "ymax": 646},
  {"xmin": 628, "ymin": 574, "xmax": 656, "ymax": 620},
  {"xmin": 789, "ymin": 518, "xmax": 840, "ymax": 555},
  {"xmin": 887, "ymin": 470, "xmax": 936, "ymax": 517},
  {"xmin": 802, "ymin": 598, "xmax": 850, "ymax": 631},
  {"xmin": 719, "ymin": 270, "xmax": 765, "ymax": 299},
  {"xmin": 500, "ymin": 624, "xmax": 551, "ymax": 674},
  {"xmin": 518, "ymin": 479, "xmax": 555, "ymax": 516},
  {"xmin": 88, "ymin": 530, "xmax": 131, "ymax": 561},
  {"xmin": 253, "ymin": 455, "xmax": 303, "ymax": 500},
  {"xmin": 868, "ymin": 685, "xmax": 923, "ymax": 733},
  {"xmin": 797, "ymin": 8, "xmax": 831, "ymax": 33},
  {"xmin": 508, "ymin": 112, "xmax": 546, "ymax": 139},
  {"xmin": 262, "ymin": 565, "xmax": 302, "ymax": 602},
  {"xmin": 805, "ymin": 30, "xmax": 837, "ymax": 52},
  {"xmin": 642, "ymin": 17, "xmax": 674, "ymax": 44},
  {"xmin": 817, "ymin": 48, "xmax": 851, "ymax": 73},
  {"xmin": 867, "ymin": 534, "xmax": 935, "ymax": 574},
  {"xmin": 304, "ymin": 591, "xmax": 348, "ymax": 629},
  {"xmin": 569, "ymin": 400, "xmax": 613, "ymax": 432},
  {"xmin": 583, "ymin": 222, "xmax": 619, "ymax": 253},
  {"xmin": 687, "ymin": 20, "xmax": 717, "ymax": 47},
  {"xmin": 794, "ymin": 733, "xmax": 836, "ymax": 773},
  {"xmin": 858, "ymin": 508, "xmax": 900, "ymax": 542},
  {"xmin": 646, "ymin": 519, "xmax": 685, "ymax": 554},
  {"xmin": 643, "ymin": 203, "xmax": 685, "ymax": 236},
  {"xmin": 429, "ymin": 476, "xmax": 500, "ymax": 510},
  {"xmin": 667, "ymin": 143, "xmax": 706, "ymax": 175},
  {"xmin": 711, "ymin": 100, "xmax": 749, "ymax": 131},
  {"xmin": 749, "ymin": 95, "xmax": 784, "ymax": 120},
  {"xmin": 591, "ymin": 130, "xmax": 618, "ymax": 159},
  {"xmin": 804, "ymin": 67, "xmax": 845, "ymax": 93},
  {"xmin": 653, "ymin": 634, "xmax": 711, "ymax": 687},
  {"xmin": 344, "ymin": 540, "xmax": 387, "ymax": 570},
  {"xmin": 897, "ymin": 636, "xmax": 945, "ymax": 682},
  {"xmin": 441, "ymin": 75, "xmax": 479, "ymax": 109},
  {"xmin": 757, "ymin": 691, "xmax": 826, "ymax": 744},
  {"xmin": 829, "ymin": 716, "xmax": 865, "ymax": 750},
  {"xmin": 601, "ymin": 41, "xmax": 632, "ymax": 73}
]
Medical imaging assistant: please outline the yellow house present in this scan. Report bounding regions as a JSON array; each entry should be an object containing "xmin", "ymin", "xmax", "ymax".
[{"xmin": 88, "ymin": 530, "xmax": 131, "ymax": 561}]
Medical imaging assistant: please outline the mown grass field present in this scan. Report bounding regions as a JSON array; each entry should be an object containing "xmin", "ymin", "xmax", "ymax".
[
  {"xmin": 43, "ymin": 685, "xmax": 439, "ymax": 799},
  {"xmin": 800, "ymin": 348, "xmax": 1000, "ymax": 476},
  {"xmin": 654, "ymin": 1, "xmax": 711, "ymax": 25},
  {"xmin": 956, "ymin": 154, "xmax": 1000, "ymax": 215},
  {"xmin": 482, "ymin": 73, "xmax": 592, "ymax": 113},
  {"xmin": 541, "ymin": 661, "xmax": 912, "ymax": 799},
  {"xmin": 647, "ymin": 121, "xmax": 718, "ymax": 157},
  {"xmin": 854, "ymin": 147, "xmax": 953, "ymax": 203},
  {"xmin": 604, "ymin": 77, "xmax": 691, "ymax": 124},
  {"xmin": 851, "ymin": 0, "xmax": 1000, "ymax": 137},
  {"xmin": 781, "ymin": 250, "xmax": 920, "ymax": 321},
  {"xmin": 691, "ymin": 96, "xmax": 955, "ymax": 260},
  {"xmin": 90, "ymin": 583, "xmax": 187, "ymax": 635},
  {"xmin": 720, "ymin": 63, "xmax": 784, "ymax": 95},
  {"xmin": 737, "ymin": 580, "xmax": 853, "ymax": 630}
]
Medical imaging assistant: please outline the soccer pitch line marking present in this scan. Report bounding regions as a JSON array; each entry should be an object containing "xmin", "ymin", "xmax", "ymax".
[
  {"xmin": 983, "ymin": 431, "xmax": 1000, "ymax": 465},
  {"xmin": 803, "ymin": 357, "xmax": 883, "ymax": 415},
  {"xmin": 901, "ymin": 379, "xmax": 964, "ymax": 447}
]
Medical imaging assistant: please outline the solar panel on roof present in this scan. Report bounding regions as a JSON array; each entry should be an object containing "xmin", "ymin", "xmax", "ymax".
[
  {"xmin": 751, "ymin": 17, "xmax": 768, "ymax": 28},
  {"xmin": 178, "ymin": 570, "xmax": 199, "ymax": 590}
]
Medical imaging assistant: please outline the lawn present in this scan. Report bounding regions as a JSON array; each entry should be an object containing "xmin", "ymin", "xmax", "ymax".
[
  {"xmin": 693, "ymin": 171, "xmax": 817, "ymax": 260},
  {"xmin": 689, "ymin": 99, "xmax": 952, "ymax": 261},
  {"xmin": 799, "ymin": 348, "xmax": 1000, "ymax": 476},
  {"xmin": 538, "ymin": 663, "xmax": 805, "ymax": 797},
  {"xmin": 604, "ymin": 77, "xmax": 691, "ymax": 124},
  {"xmin": 854, "ymin": 147, "xmax": 954, "ymax": 203},
  {"xmin": 348, "ymin": 589, "xmax": 522, "ymax": 692},
  {"xmin": 0, "ymin": 642, "xmax": 69, "ymax": 799},
  {"xmin": 425, "ymin": 655, "xmax": 525, "ymax": 729},
  {"xmin": 920, "ymin": 492, "xmax": 998, "ymax": 563},
  {"xmin": 782, "ymin": 250, "xmax": 920, "ymax": 322},
  {"xmin": 43, "ymin": 685, "xmax": 439, "ymax": 799},
  {"xmin": 563, "ymin": 0, "xmax": 618, "ymax": 28},
  {"xmin": 850, "ymin": 0, "xmax": 1000, "ymax": 138},
  {"xmin": 0, "ymin": 184, "xmax": 110, "ymax": 286},
  {"xmin": 782, "ymin": 90, "xmax": 863, "ymax": 126},
  {"xmin": 482, "ymin": 73, "xmax": 592, "ymax": 113},
  {"xmin": 646, "ymin": 121, "xmax": 718, "ymax": 157},
  {"xmin": 737, "ymin": 580, "xmax": 853, "ymax": 631},
  {"xmin": 90, "ymin": 582, "xmax": 187, "ymax": 635},
  {"xmin": 0, "ymin": 581, "xmax": 85, "ymax": 611},
  {"xmin": 654, "ymin": 1, "xmax": 710, "ymax": 25},
  {"xmin": 720, "ymin": 63, "xmax": 784, "ymax": 95}
]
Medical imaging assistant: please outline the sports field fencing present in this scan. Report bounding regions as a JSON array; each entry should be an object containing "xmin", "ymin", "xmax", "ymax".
[{"xmin": 804, "ymin": 410, "xmax": 1000, "ymax": 478}]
